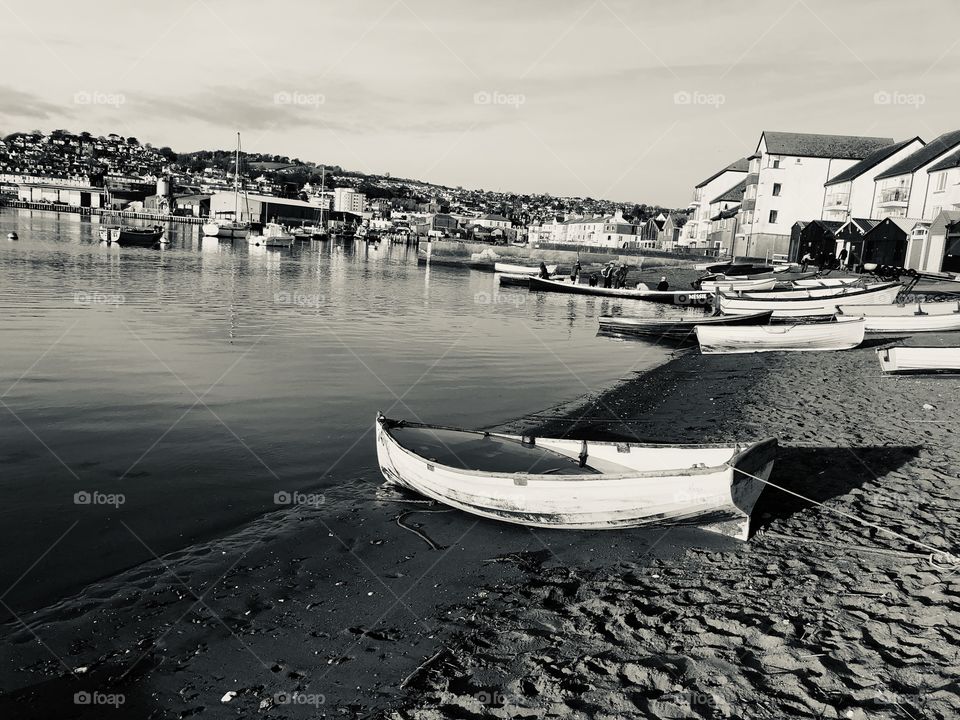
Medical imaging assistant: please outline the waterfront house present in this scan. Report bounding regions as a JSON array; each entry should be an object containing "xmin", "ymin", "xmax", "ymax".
[
  {"xmin": 871, "ymin": 130, "xmax": 960, "ymax": 220},
  {"xmin": 919, "ymin": 148, "xmax": 960, "ymax": 221},
  {"xmin": 683, "ymin": 158, "xmax": 748, "ymax": 249},
  {"xmin": 706, "ymin": 180, "xmax": 745, "ymax": 253},
  {"xmin": 821, "ymin": 137, "xmax": 924, "ymax": 222},
  {"xmin": 736, "ymin": 131, "xmax": 894, "ymax": 259},
  {"xmin": 474, "ymin": 213, "xmax": 511, "ymax": 231},
  {"xmin": 904, "ymin": 210, "xmax": 960, "ymax": 273}
]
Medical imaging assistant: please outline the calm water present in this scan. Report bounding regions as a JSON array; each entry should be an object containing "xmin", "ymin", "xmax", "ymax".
[{"xmin": 0, "ymin": 210, "xmax": 684, "ymax": 615}]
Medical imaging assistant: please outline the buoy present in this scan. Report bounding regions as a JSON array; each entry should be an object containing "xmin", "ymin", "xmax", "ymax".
[{"xmin": 7, "ymin": 232, "xmax": 17, "ymax": 240}]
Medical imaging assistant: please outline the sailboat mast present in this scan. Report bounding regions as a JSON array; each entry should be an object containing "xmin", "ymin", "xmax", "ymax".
[
  {"xmin": 320, "ymin": 165, "xmax": 326, "ymax": 228},
  {"xmin": 233, "ymin": 131, "xmax": 240, "ymax": 220}
]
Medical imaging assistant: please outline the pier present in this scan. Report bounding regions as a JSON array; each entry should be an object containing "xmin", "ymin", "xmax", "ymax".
[{"xmin": 0, "ymin": 199, "xmax": 205, "ymax": 225}]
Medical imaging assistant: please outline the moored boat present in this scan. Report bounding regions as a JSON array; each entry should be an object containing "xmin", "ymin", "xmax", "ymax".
[
  {"xmin": 202, "ymin": 133, "xmax": 251, "ymax": 239},
  {"xmin": 877, "ymin": 346, "xmax": 960, "ymax": 374},
  {"xmin": 696, "ymin": 316, "xmax": 865, "ymax": 354},
  {"xmin": 528, "ymin": 276, "xmax": 714, "ymax": 306},
  {"xmin": 494, "ymin": 262, "xmax": 558, "ymax": 275},
  {"xmin": 719, "ymin": 282, "xmax": 902, "ymax": 317},
  {"xmin": 249, "ymin": 222, "xmax": 294, "ymax": 247},
  {"xmin": 839, "ymin": 301, "xmax": 960, "ymax": 332},
  {"xmin": 792, "ymin": 277, "xmax": 862, "ymax": 288},
  {"xmin": 375, "ymin": 413, "xmax": 777, "ymax": 541},
  {"xmin": 99, "ymin": 224, "xmax": 165, "ymax": 246},
  {"xmin": 598, "ymin": 310, "xmax": 774, "ymax": 343}
]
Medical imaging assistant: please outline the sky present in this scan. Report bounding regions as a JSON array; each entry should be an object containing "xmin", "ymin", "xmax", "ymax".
[{"xmin": 0, "ymin": 0, "xmax": 958, "ymax": 206}]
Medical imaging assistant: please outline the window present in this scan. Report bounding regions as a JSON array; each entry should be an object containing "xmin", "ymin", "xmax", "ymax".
[
  {"xmin": 772, "ymin": 183, "xmax": 781, "ymax": 196},
  {"xmin": 768, "ymin": 210, "xmax": 778, "ymax": 223},
  {"xmin": 936, "ymin": 172, "xmax": 948, "ymax": 192},
  {"xmin": 771, "ymin": 157, "xmax": 780, "ymax": 169},
  {"xmin": 932, "ymin": 206, "xmax": 941, "ymax": 218}
]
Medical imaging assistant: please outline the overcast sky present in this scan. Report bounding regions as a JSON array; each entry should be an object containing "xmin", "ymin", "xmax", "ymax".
[{"xmin": 1, "ymin": 0, "xmax": 957, "ymax": 205}]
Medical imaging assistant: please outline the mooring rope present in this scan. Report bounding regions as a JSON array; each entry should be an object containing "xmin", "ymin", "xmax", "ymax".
[{"xmin": 731, "ymin": 466, "xmax": 958, "ymax": 564}]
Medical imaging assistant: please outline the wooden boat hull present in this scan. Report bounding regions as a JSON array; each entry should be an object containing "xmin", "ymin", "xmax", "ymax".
[
  {"xmin": 375, "ymin": 414, "xmax": 777, "ymax": 540},
  {"xmin": 696, "ymin": 317, "xmax": 865, "ymax": 354},
  {"xmin": 699, "ymin": 278, "xmax": 777, "ymax": 292},
  {"xmin": 793, "ymin": 277, "xmax": 861, "ymax": 288},
  {"xmin": 839, "ymin": 301, "xmax": 960, "ymax": 331},
  {"xmin": 719, "ymin": 283, "xmax": 902, "ymax": 317},
  {"xmin": 99, "ymin": 226, "xmax": 165, "ymax": 246},
  {"xmin": 202, "ymin": 222, "xmax": 249, "ymax": 239},
  {"xmin": 877, "ymin": 347, "xmax": 960, "ymax": 374},
  {"xmin": 529, "ymin": 276, "xmax": 714, "ymax": 305},
  {"xmin": 494, "ymin": 262, "xmax": 558, "ymax": 275},
  {"xmin": 598, "ymin": 310, "xmax": 773, "ymax": 342}
]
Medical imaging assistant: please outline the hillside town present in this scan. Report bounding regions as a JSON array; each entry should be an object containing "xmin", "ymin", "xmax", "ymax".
[{"xmin": 3, "ymin": 127, "xmax": 960, "ymax": 274}]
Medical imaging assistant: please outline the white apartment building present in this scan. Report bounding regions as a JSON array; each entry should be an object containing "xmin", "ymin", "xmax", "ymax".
[
  {"xmin": 821, "ymin": 137, "xmax": 924, "ymax": 222},
  {"xmin": 528, "ymin": 211, "xmax": 640, "ymax": 248},
  {"xmin": 871, "ymin": 130, "xmax": 960, "ymax": 220},
  {"xmin": 683, "ymin": 158, "xmax": 748, "ymax": 248},
  {"xmin": 473, "ymin": 213, "xmax": 511, "ymax": 230},
  {"xmin": 334, "ymin": 187, "xmax": 366, "ymax": 213},
  {"xmin": 921, "ymin": 148, "xmax": 960, "ymax": 220},
  {"xmin": 736, "ymin": 131, "xmax": 893, "ymax": 258}
]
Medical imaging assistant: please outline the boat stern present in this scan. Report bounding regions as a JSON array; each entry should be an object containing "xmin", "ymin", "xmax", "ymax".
[{"xmin": 701, "ymin": 438, "xmax": 777, "ymax": 541}]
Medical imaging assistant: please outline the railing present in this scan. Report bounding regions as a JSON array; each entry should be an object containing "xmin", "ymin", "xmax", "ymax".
[
  {"xmin": 824, "ymin": 194, "xmax": 849, "ymax": 208},
  {"xmin": 879, "ymin": 188, "xmax": 909, "ymax": 205},
  {"xmin": 2, "ymin": 200, "xmax": 205, "ymax": 224}
]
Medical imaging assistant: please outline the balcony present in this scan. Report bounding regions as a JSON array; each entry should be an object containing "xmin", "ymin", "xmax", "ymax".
[
  {"xmin": 824, "ymin": 193, "xmax": 849, "ymax": 210},
  {"xmin": 878, "ymin": 188, "xmax": 910, "ymax": 207}
]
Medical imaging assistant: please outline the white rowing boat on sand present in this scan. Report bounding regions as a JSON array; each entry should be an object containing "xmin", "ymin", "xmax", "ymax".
[
  {"xmin": 375, "ymin": 413, "xmax": 777, "ymax": 540},
  {"xmin": 719, "ymin": 282, "xmax": 902, "ymax": 317},
  {"xmin": 839, "ymin": 301, "xmax": 960, "ymax": 332},
  {"xmin": 793, "ymin": 277, "xmax": 862, "ymax": 288},
  {"xmin": 696, "ymin": 316, "xmax": 865, "ymax": 354},
  {"xmin": 494, "ymin": 262, "xmax": 558, "ymax": 275},
  {"xmin": 877, "ymin": 346, "xmax": 960, "ymax": 374},
  {"xmin": 699, "ymin": 277, "xmax": 778, "ymax": 292}
]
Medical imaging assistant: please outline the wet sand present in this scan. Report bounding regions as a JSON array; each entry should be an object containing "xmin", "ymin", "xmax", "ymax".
[
  {"xmin": 3, "ymin": 301, "xmax": 960, "ymax": 719},
  {"xmin": 384, "ymin": 338, "xmax": 960, "ymax": 719}
]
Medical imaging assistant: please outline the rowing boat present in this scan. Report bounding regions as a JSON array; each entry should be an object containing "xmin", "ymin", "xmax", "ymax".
[
  {"xmin": 698, "ymin": 277, "xmax": 778, "ymax": 292},
  {"xmin": 734, "ymin": 282, "xmax": 893, "ymax": 300},
  {"xmin": 494, "ymin": 262, "xmax": 558, "ymax": 275},
  {"xmin": 375, "ymin": 413, "xmax": 777, "ymax": 540},
  {"xmin": 528, "ymin": 276, "xmax": 714, "ymax": 306},
  {"xmin": 792, "ymin": 277, "xmax": 862, "ymax": 288},
  {"xmin": 719, "ymin": 282, "xmax": 902, "ymax": 318},
  {"xmin": 598, "ymin": 310, "xmax": 773, "ymax": 342},
  {"xmin": 838, "ymin": 301, "xmax": 960, "ymax": 332},
  {"xmin": 877, "ymin": 346, "xmax": 960, "ymax": 374},
  {"xmin": 696, "ymin": 316, "xmax": 865, "ymax": 354}
]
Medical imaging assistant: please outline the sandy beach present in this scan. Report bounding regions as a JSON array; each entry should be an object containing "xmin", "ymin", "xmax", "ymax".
[{"xmin": 2, "ymin": 317, "xmax": 959, "ymax": 719}]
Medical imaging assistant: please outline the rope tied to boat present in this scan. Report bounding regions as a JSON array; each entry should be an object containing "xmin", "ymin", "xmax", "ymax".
[{"xmin": 730, "ymin": 466, "xmax": 959, "ymax": 569}]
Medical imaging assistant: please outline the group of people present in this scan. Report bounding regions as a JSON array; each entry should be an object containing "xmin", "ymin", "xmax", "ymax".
[
  {"xmin": 800, "ymin": 247, "xmax": 852, "ymax": 273},
  {"xmin": 539, "ymin": 258, "xmax": 669, "ymax": 292}
]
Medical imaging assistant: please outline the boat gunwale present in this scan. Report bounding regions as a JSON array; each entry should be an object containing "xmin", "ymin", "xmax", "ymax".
[
  {"xmin": 720, "ymin": 281, "xmax": 901, "ymax": 303},
  {"xmin": 377, "ymin": 414, "xmax": 775, "ymax": 483}
]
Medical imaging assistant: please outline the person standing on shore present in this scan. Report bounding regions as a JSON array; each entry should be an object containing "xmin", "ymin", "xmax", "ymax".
[
  {"xmin": 656, "ymin": 276, "xmax": 669, "ymax": 291},
  {"xmin": 839, "ymin": 247, "xmax": 848, "ymax": 269},
  {"xmin": 601, "ymin": 263, "xmax": 613, "ymax": 288},
  {"xmin": 615, "ymin": 264, "xmax": 628, "ymax": 289},
  {"xmin": 801, "ymin": 251, "xmax": 812, "ymax": 272}
]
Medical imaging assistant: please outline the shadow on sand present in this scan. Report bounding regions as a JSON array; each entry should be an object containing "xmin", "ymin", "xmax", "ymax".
[{"xmin": 750, "ymin": 444, "xmax": 920, "ymax": 534}]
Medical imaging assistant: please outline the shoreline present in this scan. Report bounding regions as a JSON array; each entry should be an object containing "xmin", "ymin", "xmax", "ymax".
[{"xmin": 2, "ymin": 333, "xmax": 959, "ymax": 718}]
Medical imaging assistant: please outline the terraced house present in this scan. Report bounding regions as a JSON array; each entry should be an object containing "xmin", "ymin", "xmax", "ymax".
[
  {"xmin": 870, "ymin": 129, "xmax": 960, "ymax": 220},
  {"xmin": 682, "ymin": 157, "xmax": 748, "ymax": 250},
  {"xmin": 735, "ymin": 131, "xmax": 894, "ymax": 259}
]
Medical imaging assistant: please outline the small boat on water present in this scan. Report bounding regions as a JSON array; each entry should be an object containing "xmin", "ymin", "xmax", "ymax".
[
  {"xmin": 877, "ymin": 346, "xmax": 960, "ymax": 374},
  {"xmin": 249, "ymin": 222, "xmax": 294, "ymax": 247},
  {"xmin": 839, "ymin": 301, "xmax": 960, "ymax": 332},
  {"xmin": 698, "ymin": 277, "xmax": 778, "ymax": 292},
  {"xmin": 719, "ymin": 282, "xmax": 902, "ymax": 317},
  {"xmin": 598, "ymin": 310, "xmax": 774, "ymax": 342},
  {"xmin": 709, "ymin": 263, "xmax": 773, "ymax": 277},
  {"xmin": 494, "ymin": 262, "xmax": 558, "ymax": 275},
  {"xmin": 375, "ymin": 413, "xmax": 777, "ymax": 541},
  {"xmin": 203, "ymin": 134, "xmax": 251, "ymax": 239},
  {"xmin": 528, "ymin": 276, "xmax": 714, "ymax": 306},
  {"xmin": 696, "ymin": 316, "xmax": 866, "ymax": 354},
  {"xmin": 99, "ymin": 224, "xmax": 165, "ymax": 246}
]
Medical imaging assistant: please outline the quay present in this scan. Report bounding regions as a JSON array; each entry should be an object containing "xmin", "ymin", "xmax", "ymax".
[{"xmin": 0, "ymin": 199, "xmax": 205, "ymax": 225}]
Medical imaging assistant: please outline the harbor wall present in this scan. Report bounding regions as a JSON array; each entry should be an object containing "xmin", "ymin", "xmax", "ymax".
[{"xmin": 420, "ymin": 240, "xmax": 711, "ymax": 268}]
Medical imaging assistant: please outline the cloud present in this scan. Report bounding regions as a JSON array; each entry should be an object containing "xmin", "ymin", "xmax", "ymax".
[{"xmin": 0, "ymin": 85, "xmax": 69, "ymax": 121}]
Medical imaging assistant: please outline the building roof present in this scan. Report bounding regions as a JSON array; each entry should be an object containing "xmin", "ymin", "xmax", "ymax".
[
  {"xmin": 218, "ymin": 191, "xmax": 315, "ymax": 208},
  {"xmin": 930, "ymin": 209, "xmax": 960, "ymax": 235},
  {"xmin": 710, "ymin": 205, "xmax": 740, "ymax": 221},
  {"xmin": 694, "ymin": 157, "xmax": 749, "ymax": 189},
  {"xmin": 927, "ymin": 147, "xmax": 960, "ymax": 173},
  {"xmin": 864, "ymin": 217, "xmax": 920, "ymax": 236},
  {"xmin": 875, "ymin": 129, "xmax": 960, "ymax": 180},
  {"xmin": 709, "ymin": 179, "xmax": 746, "ymax": 204},
  {"xmin": 824, "ymin": 138, "xmax": 923, "ymax": 186},
  {"xmin": 481, "ymin": 213, "xmax": 510, "ymax": 221},
  {"xmin": 761, "ymin": 131, "xmax": 894, "ymax": 160}
]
